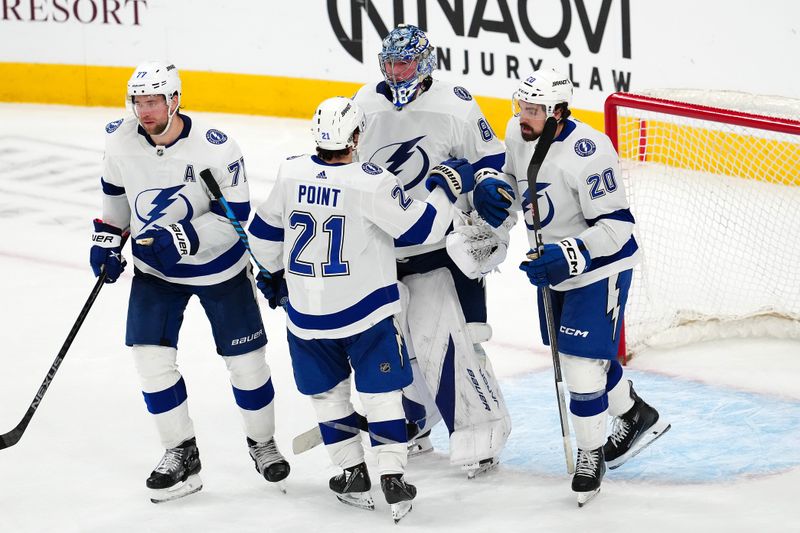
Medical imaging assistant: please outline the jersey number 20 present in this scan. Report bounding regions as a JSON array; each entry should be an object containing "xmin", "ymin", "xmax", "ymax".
[{"xmin": 288, "ymin": 211, "xmax": 349, "ymax": 277}]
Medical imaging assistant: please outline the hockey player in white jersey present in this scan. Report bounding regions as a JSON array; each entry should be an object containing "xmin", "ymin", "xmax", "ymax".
[
  {"xmin": 474, "ymin": 69, "xmax": 670, "ymax": 505},
  {"xmin": 89, "ymin": 61, "xmax": 289, "ymax": 503},
  {"xmin": 352, "ymin": 23, "xmax": 512, "ymax": 477},
  {"xmin": 247, "ymin": 96, "xmax": 474, "ymax": 522}
]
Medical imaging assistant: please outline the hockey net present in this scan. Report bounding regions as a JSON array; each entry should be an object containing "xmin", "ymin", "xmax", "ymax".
[{"xmin": 605, "ymin": 90, "xmax": 800, "ymax": 358}]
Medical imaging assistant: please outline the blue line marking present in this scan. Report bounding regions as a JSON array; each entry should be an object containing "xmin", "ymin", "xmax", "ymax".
[{"xmin": 428, "ymin": 370, "xmax": 800, "ymax": 483}]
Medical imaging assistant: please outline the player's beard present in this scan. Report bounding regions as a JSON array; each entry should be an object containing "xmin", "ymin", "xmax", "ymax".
[
  {"xmin": 520, "ymin": 123, "xmax": 539, "ymax": 142},
  {"xmin": 141, "ymin": 118, "xmax": 170, "ymax": 137}
]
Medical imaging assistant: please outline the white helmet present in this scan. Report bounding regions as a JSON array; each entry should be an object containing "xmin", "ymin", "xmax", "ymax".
[
  {"xmin": 127, "ymin": 61, "xmax": 181, "ymax": 106},
  {"xmin": 127, "ymin": 61, "xmax": 181, "ymax": 135},
  {"xmin": 311, "ymin": 97, "xmax": 366, "ymax": 151},
  {"xmin": 512, "ymin": 68, "xmax": 573, "ymax": 118}
]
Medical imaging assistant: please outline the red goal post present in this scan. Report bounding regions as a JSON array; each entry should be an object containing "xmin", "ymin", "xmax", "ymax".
[{"xmin": 604, "ymin": 90, "xmax": 800, "ymax": 360}]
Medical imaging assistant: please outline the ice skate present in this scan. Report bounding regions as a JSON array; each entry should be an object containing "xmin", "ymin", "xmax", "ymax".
[
  {"xmin": 604, "ymin": 381, "xmax": 671, "ymax": 470},
  {"xmin": 248, "ymin": 437, "xmax": 290, "ymax": 493},
  {"xmin": 329, "ymin": 462, "xmax": 375, "ymax": 511},
  {"xmin": 381, "ymin": 474, "xmax": 416, "ymax": 523},
  {"xmin": 407, "ymin": 429, "xmax": 433, "ymax": 458},
  {"xmin": 463, "ymin": 457, "xmax": 499, "ymax": 479},
  {"xmin": 572, "ymin": 447, "xmax": 605, "ymax": 507},
  {"xmin": 146, "ymin": 437, "xmax": 203, "ymax": 504}
]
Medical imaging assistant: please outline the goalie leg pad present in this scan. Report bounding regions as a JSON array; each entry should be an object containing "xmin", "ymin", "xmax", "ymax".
[
  {"xmin": 360, "ymin": 390, "xmax": 408, "ymax": 475},
  {"xmin": 403, "ymin": 268, "xmax": 511, "ymax": 466},
  {"xmin": 561, "ymin": 354, "xmax": 609, "ymax": 450},
  {"xmin": 311, "ymin": 378, "xmax": 364, "ymax": 470},
  {"xmin": 132, "ymin": 345, "xmax": 195, "ymax": 449},
  {"xmin": 223, "ymin": 348, "xmax": 276, "ymax": 443}
]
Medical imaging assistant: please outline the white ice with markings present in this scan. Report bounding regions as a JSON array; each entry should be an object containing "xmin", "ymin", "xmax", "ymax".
[{"xmin": 1, "ymin": 103, "xmax": 798, "ymax": 533}]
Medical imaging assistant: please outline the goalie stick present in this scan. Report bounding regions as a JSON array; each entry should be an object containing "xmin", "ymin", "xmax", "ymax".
[
  {"xmin": 0, "ymin": 234, "xmax": 130, "ymax": 450},
  {"xmin": 524, "ymin": 117, "xmax": 575, "ymax": 475},
  {"xmin": 198, "ymin": 168, "xmax": 272, "ymax": 279}
]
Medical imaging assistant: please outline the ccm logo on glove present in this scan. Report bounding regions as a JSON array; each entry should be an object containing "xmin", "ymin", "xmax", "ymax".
[{"xmin": 558, "ymin": 238, "xmax": 587, "ymax": 275}]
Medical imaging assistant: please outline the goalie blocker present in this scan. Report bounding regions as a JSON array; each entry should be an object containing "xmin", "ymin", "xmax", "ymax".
[{"xmin": 397, "ymin": 270, "xmax": 511, "ymax": 466}]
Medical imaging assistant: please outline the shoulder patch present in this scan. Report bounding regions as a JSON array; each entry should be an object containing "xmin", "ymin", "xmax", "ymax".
[
  {"xmin": 361, "ymin": 162, "xmax": 383, "ymax": 175},
  {"xmin": 574, "ymin": 138, "xmax": 597, "ymax": 157},
  {"xmin": 105, "ymin": 119, "xmax": 123, "ymax": 134},
  {"xmin": 477, "ymin": 118, "xmax": 494, "ymax": 142},
  {"xmin": 206, "ymin": 129, "xmax": 228, "ymax": 145},
  {"xmin": 453, "ymin": 86, "xmax": 473, "ymax": 101}
]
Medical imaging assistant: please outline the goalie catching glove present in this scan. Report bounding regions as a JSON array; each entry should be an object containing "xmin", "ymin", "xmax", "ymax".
[
  {"xmin": 425, "ymin": 157, "xmax": 475, "ymax": 202},
  {"xmin": 446, "ymin": 210, "xmax": 514, "ymax": 279},
  {"xmin": 519, "ymin": 237, "xmax": 592, "ymax": 287}
]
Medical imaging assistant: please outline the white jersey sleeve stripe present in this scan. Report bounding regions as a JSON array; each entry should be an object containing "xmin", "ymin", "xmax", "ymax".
[
  {"xmin": 210, "ymin": 200, "xmax": 250, "ymax": 221},
  {"xmin": 286, "ymin": 283, "xmax": 400, "ymax": 331},
  {"xmin": 472, "ymin": 152, "xmax": 505, "ymax": 172},
  {"xmin": 134, "ymin": 240, "xmax": 246, "ymax": 278},
  {"xmin": 585, "ymin": 208, "xmax": 636, "ymax": 226},
  {"xmin": 395, "ymin": 203, "xmax": 439, "ymax": 246},
  {"xmin": 100, "ymin": 177, "xmax": 125, "ymax": 196}
]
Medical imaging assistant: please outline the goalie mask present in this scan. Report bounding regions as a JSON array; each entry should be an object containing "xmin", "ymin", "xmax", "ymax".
[
  {"xmin": 311, "ymin": 96, "xmax": 366, "ymax": 151},
  {"xmin": 512, "ymin": 69, "xmax": 573, "ymax": 119},
  {"xmin": 379, "ymin": 24, "xmax": 437, "ymax": 110},
  {"xmin": 127, "ymin": 61, "xmax": 181, "ymax": 136}
]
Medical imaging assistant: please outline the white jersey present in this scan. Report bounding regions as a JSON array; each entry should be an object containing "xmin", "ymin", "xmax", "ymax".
[
  {"xmin": 248, "ymin": 155, "xmax": 455, "ymax": 340},
  {"xmin": 100, "ymin": 114, "xmax": 251, "ymax": 286},
  {"xmin": 353, "ymin": 79, "xmax": 505, "ymax": 258},
  {"xmin": 503, "ymin": 117, "xmax": 640, "ymax": 290}
]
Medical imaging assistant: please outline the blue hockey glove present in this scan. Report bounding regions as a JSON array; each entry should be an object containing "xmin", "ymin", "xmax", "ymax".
[
  {"xmin": 133, "ymin": 222, "xmax": 198, "ymax": 271},
  {"xmin": 256, "ymin": 270, "xmax": 288, "ymax": 309},
  {"xmin": 426, "ymin": 157, "xmax": 475, "ymax": 202},
  {"xmin": 519, "ymin": 238, "xmax": 592, "ymax": 287},
  {"xmin": 473, "ymin": 169, "xmax": 514, "ymax": 228},
  {"xmin": 90, "ymin": 220, "xmax": 127, "ymax": 283}
]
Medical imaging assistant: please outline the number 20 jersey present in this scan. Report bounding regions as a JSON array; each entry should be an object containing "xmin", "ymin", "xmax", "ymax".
[
  {"xmin": 248, "ymin": 155, "xmax": 455, "ymax": 340},
  {"xmin": 503, "ymin": 117, "xmax": 640, "ymax": 291}
]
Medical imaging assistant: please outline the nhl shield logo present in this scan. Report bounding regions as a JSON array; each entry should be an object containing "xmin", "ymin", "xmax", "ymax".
[{"xmin": 379, "ymin": 362, "xmax": 391, "ymax": 373}]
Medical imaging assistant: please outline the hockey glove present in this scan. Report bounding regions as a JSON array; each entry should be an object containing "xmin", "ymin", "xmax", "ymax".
[
  {"xmin": 473, "ymin": 169, "xmax": 514, "ymax": 228},
  {"xmin": 133, "ymin": 222, "xmax": 199, "ymax": 271},
  {"xmin": 90, "ymin": 219, "xmax": 127, "ymax": 283},
  {"xmin": 425, "ymin": 157, "xmax": 475, "ymax": 202},
  {"xmin": 256, "ymin": 270, "xmax": 288, "ymax": 309},
  {"xmin": 519, "ymin": 238, "xmax": 592, "ymax": 287}
]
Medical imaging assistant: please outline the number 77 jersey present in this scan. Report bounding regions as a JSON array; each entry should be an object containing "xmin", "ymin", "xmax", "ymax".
[{"xmin": 247, "ymin": 155, "xmax": 456, "ymax": 339}]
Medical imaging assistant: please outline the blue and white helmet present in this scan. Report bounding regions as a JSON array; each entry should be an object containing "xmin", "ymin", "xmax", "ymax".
[
  {"xmin": 312, "ymin": 97, "xmax": 366, "ymax": 151},
  {"xmin": 379, "ymin": 24, "xmax": 437, "ymax": 110},
  {"xmin": 126, "ymin": 61, "xmax": 181, "ymax": 135}
]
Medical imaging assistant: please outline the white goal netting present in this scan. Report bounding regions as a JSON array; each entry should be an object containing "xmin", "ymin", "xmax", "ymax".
[{"xmin": 605, "ymin": 90, "xmax": 800, "ymax": 356}]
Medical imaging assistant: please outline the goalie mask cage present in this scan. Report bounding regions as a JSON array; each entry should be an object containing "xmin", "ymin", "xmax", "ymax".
[{"xmin": 605, "ymin": 90, "xmax": 800, "ymax": 358}]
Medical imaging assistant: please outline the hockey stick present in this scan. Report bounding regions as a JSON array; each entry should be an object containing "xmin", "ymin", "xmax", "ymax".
[
  {"xmin": 292, "ymin": 414, "xmax": 420, "ymax": 455},
  {"xmin": 0, "ymin": 234, "xmax": 130, "ymax": 450},
  {"xmin": 198, "ymin": 168, "xmax": 271, "ymax": 279},
  {"xmin": 524, "ymin": 117, "xmax": 575, "ymax": 475}
]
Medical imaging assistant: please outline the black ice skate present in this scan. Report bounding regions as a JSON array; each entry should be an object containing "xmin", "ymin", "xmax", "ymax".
[
  {"xmin": 146, "ymin": 437, "xmax": 203, "ymax": 504},
  {"xmin": 380, "ymin": 473, "xmax": 417, "ymax": 523},
  {"xmin": 603, "ymin": 381, "xmax": 671, "ymax": 470},
  {"xmin": 572, "ymin": 447, "xmax": 605, "ymax": 507},
  {"xmin": 329, "ymin": 462, "xmax": 374, "ymax": 511},
  {"xmin": 248, "ymin": 437, "xmax": 290, "ymax": 493}
]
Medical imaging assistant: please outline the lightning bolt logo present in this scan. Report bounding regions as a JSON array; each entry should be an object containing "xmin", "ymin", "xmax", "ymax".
[
  {"xmin": 607, "ymin": 273, "xmax": 622, "ymax": 340},
  {"xmin": 521, "ymin": 182, "xmax": 555, "ymax": 229},
  {"xmin": 372, "ymin": 136, "xmax": 430, "ymax": 190},
  {"xmin": 136, "ymin": 185, "xmax": 192, "ymax": 230}
]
